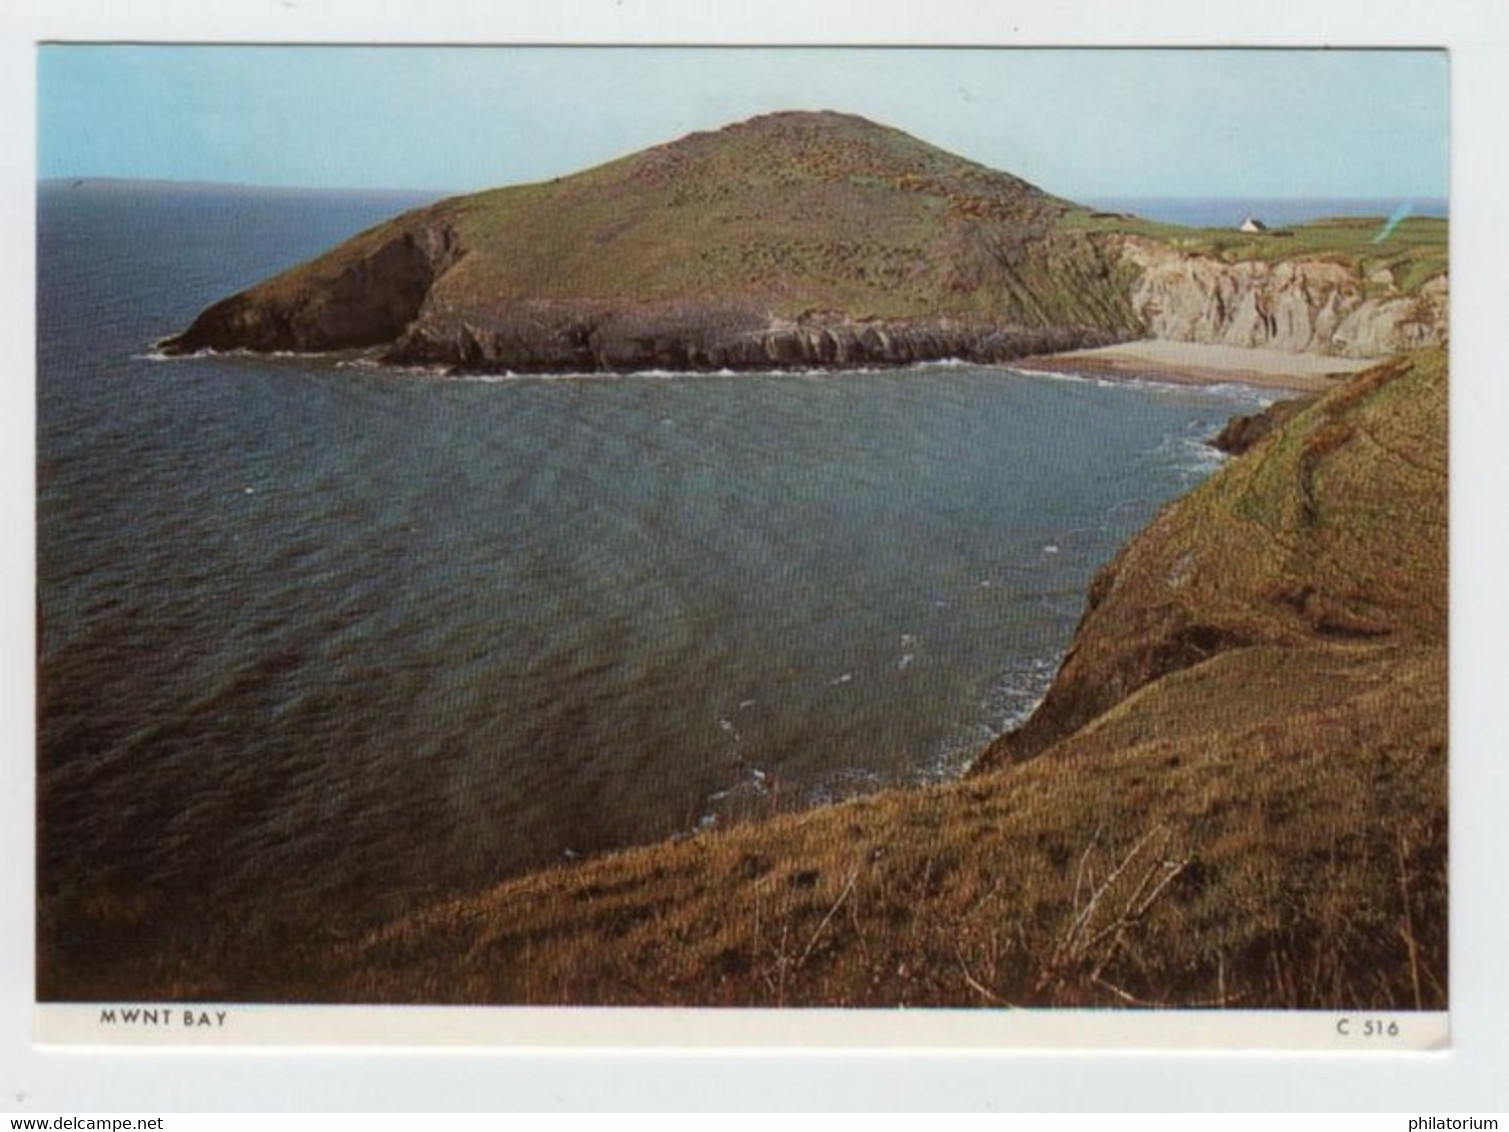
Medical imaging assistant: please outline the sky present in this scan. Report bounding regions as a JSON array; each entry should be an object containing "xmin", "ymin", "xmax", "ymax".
[{"xmin": 37, "ymin": 45, "xmax": 1449, "ymax": 202}]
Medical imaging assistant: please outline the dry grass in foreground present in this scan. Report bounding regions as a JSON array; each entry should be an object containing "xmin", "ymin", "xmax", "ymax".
[{"xmin": 272, "ymin": 640, "xmax": 1438, "ymax": 1010}]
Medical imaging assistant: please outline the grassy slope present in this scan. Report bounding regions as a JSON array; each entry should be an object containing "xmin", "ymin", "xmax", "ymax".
[
  {"xmin": 141, "ymin": 348, "xmax": 1443, "ymax": 1011},
  {"xmin": 980, "ymin": 349, "xmax": 1446, "ymax": 767},
  {"xmin": 433, "ymin": 112, "xmax": 1147, "ymax": 330}
]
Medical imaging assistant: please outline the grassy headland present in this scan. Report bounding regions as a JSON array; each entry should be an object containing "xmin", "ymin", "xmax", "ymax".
[
  {"xmin": 158, "ymin": 112, "xmax": 1146, "ymax": 367},
  {"xmin": 158, "ymin": 112, "xmax": 1447, "ymax": 375}
]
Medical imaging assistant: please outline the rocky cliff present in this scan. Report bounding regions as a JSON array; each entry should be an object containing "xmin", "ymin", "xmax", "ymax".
[
  {"xmin": 1120, "ymin": 236, "xmax": 1448, "ymax": 357},
  {"xmin": 164, "ymin": 221, "xmax": 464, "ymax": 355},
  {"xmin": 382, "ymin": 301, "xmax": 1125, "ymax": 373}
]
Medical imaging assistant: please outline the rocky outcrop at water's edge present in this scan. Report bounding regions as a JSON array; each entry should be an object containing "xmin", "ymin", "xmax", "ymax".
[
  {"xmin": 161, "ymin": 223, "xmax": 464, "ymax": 356},
  {"xmin": 382, "ymin": 301, "xmax": 1126, "ymax": 373}
]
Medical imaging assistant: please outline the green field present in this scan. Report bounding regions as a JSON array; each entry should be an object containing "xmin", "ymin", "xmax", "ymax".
[{"xmin": 1059, "ymin": 208, "xmax": 1448, "ymax": 297}]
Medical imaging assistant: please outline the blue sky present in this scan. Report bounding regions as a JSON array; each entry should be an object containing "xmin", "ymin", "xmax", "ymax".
[{"xmin": 38, "ymin": 46, "xmax": 1448, "ymax": 201}]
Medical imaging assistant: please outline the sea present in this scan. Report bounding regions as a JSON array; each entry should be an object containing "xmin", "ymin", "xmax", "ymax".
[{"xmin": 38, "ymin": 181, "xmax": 1317, "ymax": 944}]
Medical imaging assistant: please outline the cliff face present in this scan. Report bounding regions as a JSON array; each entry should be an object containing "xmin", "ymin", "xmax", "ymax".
[
  {"xmin": 975, "ymin": 347, "xmax": 1447, "ymax": 772},
  {"xmin": 1120, "ymin": 236, "xmax": 1448, "ymax": 357},
  {"xmin": 382, "ymin": 302, "xmax": 1124, "ymax": 373},
  {"xmin": 163, "ymin": 220, "xmax": 463, "ymax": 355}
]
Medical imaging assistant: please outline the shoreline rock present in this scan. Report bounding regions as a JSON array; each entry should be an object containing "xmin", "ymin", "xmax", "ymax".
[{"xmin": 380, "ymin": 302, "xmax": 1131, "ymax": 374}]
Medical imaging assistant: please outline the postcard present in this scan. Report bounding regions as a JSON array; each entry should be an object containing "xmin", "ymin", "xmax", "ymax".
[{"xmin": 27, "ymin": 38, "xmax": 1457, "ymax": 1058}]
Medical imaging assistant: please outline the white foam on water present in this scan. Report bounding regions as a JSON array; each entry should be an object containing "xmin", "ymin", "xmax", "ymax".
[
  {"xmin": 1001, "ymin": 364, "xmax": 1090, "ymax": 383},
  {"xmin": 806, "ymin": 766, "xmax": 884, "ymax": 807},
  {"xmin": 697, "ymin": 760, "xmax": 775, "ymax": 830},
  {"xmin": 1005, "ymin": 363, "xmax": 1283, "ymax": 408},
  {"xmin": 1149, "ymin": 432, "xmax": 1231, "ymax": 481}
]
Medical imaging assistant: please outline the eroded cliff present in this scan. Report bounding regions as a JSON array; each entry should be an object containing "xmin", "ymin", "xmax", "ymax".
[
  {"xmin": 163, "ymin": 219, "xmax": 464, "ymax": 355},
  {"xmin": 1120, "ymin": 235, "xmax": 1448, "ymax": 357}
]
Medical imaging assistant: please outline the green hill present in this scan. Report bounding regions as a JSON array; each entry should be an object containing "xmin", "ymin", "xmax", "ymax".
[{"xmin": 159, "ymin": 111, "xmax": 1145, "ymax": 369}]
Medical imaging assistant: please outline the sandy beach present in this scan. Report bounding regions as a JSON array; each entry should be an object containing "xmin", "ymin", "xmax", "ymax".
[{"xmin": 1015, "ymin": 339, "xmax": 1382, "ymax": 393}]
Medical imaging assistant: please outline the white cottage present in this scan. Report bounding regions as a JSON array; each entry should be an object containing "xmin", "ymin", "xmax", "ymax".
[{"xmin": 1239, "ymin": 216, "xmax": 1269, "ymax": 233}]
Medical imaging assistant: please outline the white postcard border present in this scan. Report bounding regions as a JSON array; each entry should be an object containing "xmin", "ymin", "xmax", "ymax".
[{"xmin": 7, "ymin": 0, "xmax": 1509, "ymax": 1115}]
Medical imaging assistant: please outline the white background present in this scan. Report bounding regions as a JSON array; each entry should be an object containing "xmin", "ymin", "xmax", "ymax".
[{"xmin": 4, "ymin": 0, "xmax": 1507, "ymax": 1113}]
